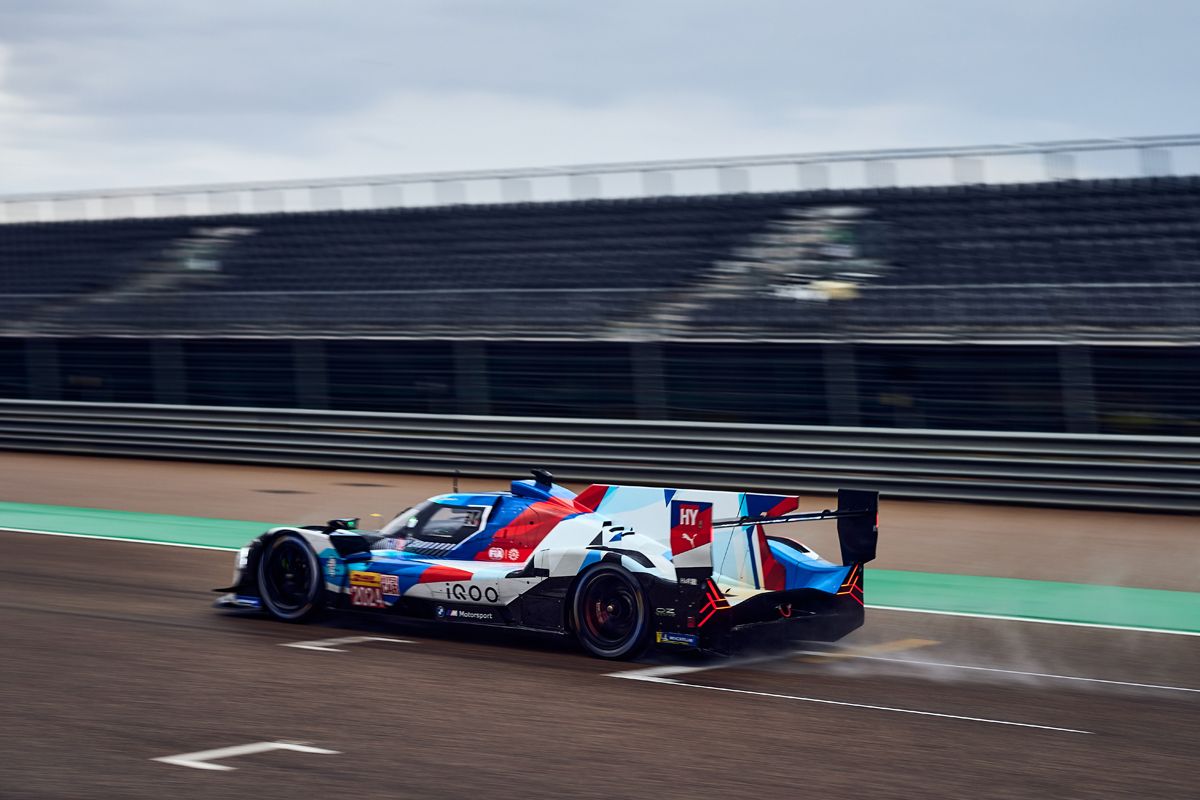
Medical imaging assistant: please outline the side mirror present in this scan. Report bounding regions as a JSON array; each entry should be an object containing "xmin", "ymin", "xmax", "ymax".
[
  {"xmin": 330, "ymin": 531, "xmax": 373, "ymax": 561},
  {"xmin": 324, "ymin": 517, "xmax": 359, "ymax": 532}
]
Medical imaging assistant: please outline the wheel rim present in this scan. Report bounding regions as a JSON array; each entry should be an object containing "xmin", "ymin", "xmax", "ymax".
[
  {"xmin": 580, "ymin": 572, "xmax": 641, "ymax": 649},
  {"xmin": 263, "ymin": 538, "xmax": 315, "ymax": 612}
]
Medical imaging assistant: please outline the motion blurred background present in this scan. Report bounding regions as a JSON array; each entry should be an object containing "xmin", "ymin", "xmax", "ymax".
[
  {"xmin": 0, "ymin": 0, "xmax": 1197, "ymax": 495},
  {"xmin": 2, "ymin": 5, "xmax": 1199, "ymax": 799}
]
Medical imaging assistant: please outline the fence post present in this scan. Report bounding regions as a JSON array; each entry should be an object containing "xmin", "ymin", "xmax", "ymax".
[
  {"xmin": 294, "ymin": 340, "xmax": 329, "ymax": 409},
  {"xmin": 151, "ymin": 340, "xmax": 187, "ymax": 405},
  {"xmin": 823, "ymin": 342, "xmax": 860, "ymax": 426},
  {"xmin": 25, "ymin": 339, "xmax": 61, "ymax": 401},
  {"xmin": 454, "ymin": 340, "xmax": 491, "ymax": 415},
  {"xmin": 1059, "ymin": 344, "xmax": 1098, "ymax": 433},
  {"xmin": 630, "ymin": 341, "xmax": 668, "ymax": 420}
]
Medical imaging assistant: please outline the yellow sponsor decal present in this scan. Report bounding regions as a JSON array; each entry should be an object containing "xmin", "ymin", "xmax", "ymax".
[{"xmin": 350, "ymin": 571, "xmax": 382, "ymax": 588}]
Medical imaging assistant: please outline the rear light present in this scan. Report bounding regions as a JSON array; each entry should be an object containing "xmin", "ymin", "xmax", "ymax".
[{"xmin": 686, "ymin": 616, "xmax": 696, "ymax": 628}]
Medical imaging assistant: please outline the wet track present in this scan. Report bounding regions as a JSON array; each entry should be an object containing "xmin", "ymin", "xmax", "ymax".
[{"xmin": 1, "ymin": 457, "xmax": 1199, "ymax": 798}]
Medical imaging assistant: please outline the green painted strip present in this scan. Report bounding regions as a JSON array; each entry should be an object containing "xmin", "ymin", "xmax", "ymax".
[
  {"xmin": 0, "ymin": 501, "xmax": 267, "ymax": 550},
  {"xmin": 866, "ymin": 570, "xmax": 1200, "ymax": 635},
  {"xmin": 2, "ymin": 500, "xmax": 1198, "ymax": 634}
]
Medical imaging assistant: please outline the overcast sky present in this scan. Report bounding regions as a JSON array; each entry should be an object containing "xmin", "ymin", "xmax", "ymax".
[{"xmin": 1, "ymin": 0, "xmax": 1197, "ymax": 195}]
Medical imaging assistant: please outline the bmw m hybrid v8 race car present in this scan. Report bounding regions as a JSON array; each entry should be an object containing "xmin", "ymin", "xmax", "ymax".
[{"xmin": 216, "ymin": 470, "xmax": 879, "ymax": 658}]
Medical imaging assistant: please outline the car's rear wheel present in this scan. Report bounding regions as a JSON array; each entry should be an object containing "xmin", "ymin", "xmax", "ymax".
[
  {"xmin": 257, "ymin": 533, "xmax": 322, "ymax": 622},
  {"xmin": 572, "ymin": 564, "xmax": 650, "ymax": 659}
]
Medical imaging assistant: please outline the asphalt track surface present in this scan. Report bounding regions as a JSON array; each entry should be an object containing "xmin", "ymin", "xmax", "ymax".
[{"xmin": 2, "ymin": 455, "xmax": 1199, "ymax": 798}]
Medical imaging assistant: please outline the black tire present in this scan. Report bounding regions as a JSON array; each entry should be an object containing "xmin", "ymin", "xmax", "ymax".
[
  {"xmin": 257, "ymin": 533, "xmax": 322, "ymax": 622},
  {"xmin": 571, "ymin": 564, "xmax": 651, "ymax": 659}
]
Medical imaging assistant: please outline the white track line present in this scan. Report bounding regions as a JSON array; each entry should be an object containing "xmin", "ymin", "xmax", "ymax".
[
  {"xmin": 610, "ymin": 671, "xmax": 1092, "ymax": 734},
  {"xmin": 282, "ymin": 636, "xmax": 413, "ymax": 652},
  {"xmin": 153, "ymin": 741, "xmax": 338, "ymax": 771},
  {"xmin": 4, "ymin": 526, "xmax": 1198, "ymax": 639},
  {"xmin": 792, "ymin": 650, "xmax": 1200, "ymax": 693},
  {"xmin": 867, "ymin": 603, "xmax": 1200, "ymax": 638}
]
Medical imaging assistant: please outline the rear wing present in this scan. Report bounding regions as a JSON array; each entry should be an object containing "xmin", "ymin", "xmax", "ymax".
[{"xmin": 710, "ymin": 488, "xmax": 879, "ymax": 566}]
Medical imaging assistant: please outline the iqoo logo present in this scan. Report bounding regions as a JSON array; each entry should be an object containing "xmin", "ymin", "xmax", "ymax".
[{"xmin": 449, "ymin": 583, "xmax": 500, "ymax": 603}]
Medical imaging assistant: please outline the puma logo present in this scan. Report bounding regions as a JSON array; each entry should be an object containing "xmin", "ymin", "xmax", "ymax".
[{"xmin": 682, "ymin": 532, "xmax": 697, "ymax": 547}]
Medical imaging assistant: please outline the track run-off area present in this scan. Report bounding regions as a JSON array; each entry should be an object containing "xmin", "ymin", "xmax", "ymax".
[{"xmin": 1, "ymin": 453, "xmax": 1198, "ymax": 798}]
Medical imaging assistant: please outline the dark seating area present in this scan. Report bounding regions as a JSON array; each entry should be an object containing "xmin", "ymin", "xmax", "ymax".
[{"xmin": 1, "ymin": 176, "xmax": 1198, "ymax": 337}]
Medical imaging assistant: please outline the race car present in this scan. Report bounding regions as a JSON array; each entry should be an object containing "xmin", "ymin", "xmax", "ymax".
[{"xmin": 216, "ymin": 469, "xmax": 879, "ymax": 658}]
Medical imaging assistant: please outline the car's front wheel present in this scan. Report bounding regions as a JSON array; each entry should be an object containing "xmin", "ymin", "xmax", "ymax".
[
  {"xmin": 571, "ymin": 564, "xmax": 650, "ymax": 659},
  {"xmin": 257, "ymin": 533, "xmax": 322, "ymax": 622}
]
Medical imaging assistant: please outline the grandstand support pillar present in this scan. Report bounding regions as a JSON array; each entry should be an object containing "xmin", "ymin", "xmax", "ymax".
[
  {"xmin": 1139, "ymin": 147, "xmax": 1172, "ymax": 177},
  {"xmin": 822, "ymin": 342, "xmax": 860, "ymax": 426},
  {"xmin": 252, "ymin": 188, "xmax": 286, "ymax": 213},
  {"xmin": 1059, "ymin": 344, "xmax": 1098, "ymax": 434},
  {"xmin": 151, "ymin": 339, "xmax": 187, "ymax": 405},
  {"xmin": 1044, "ymin": 151, "xmax": 1076, "ymax": 181},
  {"xmin": 434, "ymin": 181, "xmax": 467, "ymax": 205},
  {"xmin": 370, "ymin": 183, "xmax": 405, "ymax": 209},
  {"xmin": 717, "ymin": 167, "xmax": 750, "ymax": 194},
  {"xmin": 102, "ymin": 195, "xmax": 136, "ymax": 219},
  {"xmin": 453, "ymin": 340, "xmax": 491, "ymax": 415},
  {"xmin": 568, "ymin": 174, "xmax": 601, "ymax": 199},
  {"xmin": 641, "ymin": 170, "xmax": 674, "ymax": 197},
  {"xmin": 501, "ymin": 178, "xmax": 533, "ymax": 203},
  {"xmin": 864, "ymin": 160, "xmax": 896, "ymax": 188},
  {"xmin": 154, "ymin": 193, "xmax": 188, "ymax": 217},
  {"xmin": 293, "ymin": 340, "xmax": 329, "ymax": 409},
  {"xmin": 952, "ymin": 156, "xmax": 985, "ymax": 184},
  {"xmin": 310, "ymin": 186, "xmax": 344, "ymax": 212},
  {"xmin": 208, "ymin": 191, "xmax": 242, "ymax": 215},
  {"xmin": 797, "ymin": 163, "xmax": 829, "ymax": 191},
  {"xmin": 25, "ymin": 339, "xmax": 61, "ymax": 401},
  {"xmin": 630, "ymin": 341, "xmax": 667, "ymax": 420}
]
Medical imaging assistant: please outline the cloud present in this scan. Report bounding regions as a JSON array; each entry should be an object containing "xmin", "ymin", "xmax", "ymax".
[{"xmin": 0, "ymin": 1, "xmax": 1197, "ymax": 195}]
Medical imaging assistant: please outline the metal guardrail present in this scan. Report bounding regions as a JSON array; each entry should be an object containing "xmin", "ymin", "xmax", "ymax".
[{"xmin": 0, "ymin": 399, "xmax": 1196, "ymax": 512}]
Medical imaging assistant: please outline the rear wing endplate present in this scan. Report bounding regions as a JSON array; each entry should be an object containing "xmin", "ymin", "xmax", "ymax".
[{"xmin": 711, "ymin": 488, "xmax": 879, "ymax": 566}]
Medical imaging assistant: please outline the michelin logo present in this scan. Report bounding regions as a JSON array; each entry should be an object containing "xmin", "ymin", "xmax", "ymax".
[{"xmin": 656, "ymin": 631, "xmax": 699, "ymax": 647}]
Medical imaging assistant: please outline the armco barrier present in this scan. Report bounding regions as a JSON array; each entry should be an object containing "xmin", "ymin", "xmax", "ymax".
[{"xmin": 0, "ymin": 399, "xmax": 1196, "ymax": 512}]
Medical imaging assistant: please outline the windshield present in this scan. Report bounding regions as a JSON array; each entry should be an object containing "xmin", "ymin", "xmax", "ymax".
[{"xmin": 378, "ymin": 503, "xmax": 427, "ymax": 538}]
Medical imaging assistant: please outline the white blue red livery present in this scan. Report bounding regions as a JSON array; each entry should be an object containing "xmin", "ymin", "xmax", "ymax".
[{"xmin": 216, "ymin": 470, "xmax": 879, "ymax": 658}]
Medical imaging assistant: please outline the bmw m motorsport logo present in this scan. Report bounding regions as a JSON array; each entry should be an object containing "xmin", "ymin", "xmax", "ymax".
[{"xmin": 434, "ymin": 605, "xmax": 499, "ymax": 623}]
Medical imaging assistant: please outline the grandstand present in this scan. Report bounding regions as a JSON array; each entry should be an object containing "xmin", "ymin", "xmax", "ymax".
[
  {"xmin": 1, "ymin": 141, "xmax": 1197, "ymax": 436},
  {"xmin": 1, "ymin": 176, "xmax": 1198, "ymax": 338}
]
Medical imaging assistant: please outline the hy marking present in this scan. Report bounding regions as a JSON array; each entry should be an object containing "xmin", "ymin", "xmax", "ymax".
[
  {"xmin": 793, "ymin": 650, "xmax": 1200, "ymax": 694},
  {"xmin": 609, "ymin": 667, "xmax": 1092, "ymax": 734},
  {"xmin": 282, "ymin": 636, "xmax": 413, "ymax": 652},
  {"xmin": 153, "ymin": 741, "xmax": 338, "ymax": 771}
]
